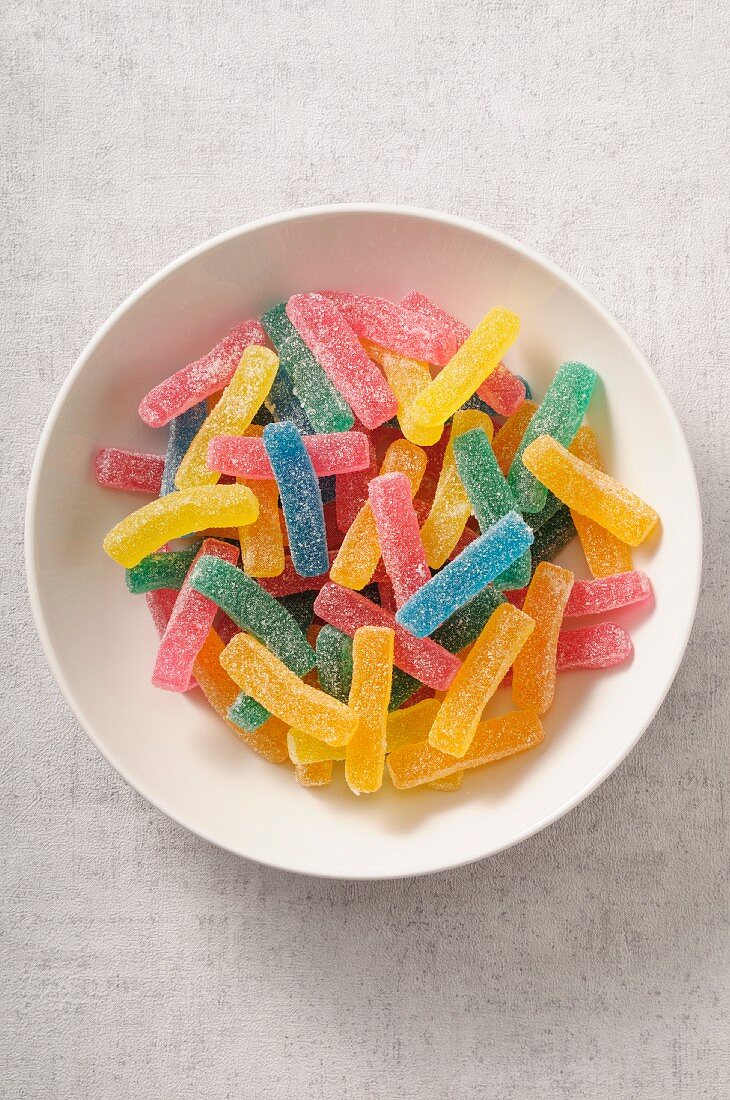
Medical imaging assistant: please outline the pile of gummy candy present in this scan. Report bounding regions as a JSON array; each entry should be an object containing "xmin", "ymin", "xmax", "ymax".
[{"xmin": 98, "ymin": 291, "xmax": 659, "ymax": 795}]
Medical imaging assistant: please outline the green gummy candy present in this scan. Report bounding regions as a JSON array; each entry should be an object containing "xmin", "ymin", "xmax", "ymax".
[
  {"xmin": 431, "ymin": 583, "xmax": 505, "ymax": 653},
  {"xmin": 279, "ymin": 591, "xmax": 317, "ymax": 634},
  {"xmin": 530, "ymin": 506, "xmax": 577, "ymax": 575},
  {"xmin": 261, "ymin": 304, "xmax": 354, "ymax": 434},
  {"xmin": 315, "ymin": 625, "xmax": 421, "ymax": 711},
  {"xmin": 525, "ymin": 491, "xmax": 563, "ymax": 532},
  {"xmin": 508, "ymin": 361, "xmax": 597, "ymax": 514},
  {"xmin": 228, "ymin": 694, "xmax": 270, "ymax": 732},
  {"xmin": 389, "ymin": 669, "xmax": 422, "ymax": 711},
  {"xmin": 125, "ymin": 544, "xmax": 201, "ymax": 594}
]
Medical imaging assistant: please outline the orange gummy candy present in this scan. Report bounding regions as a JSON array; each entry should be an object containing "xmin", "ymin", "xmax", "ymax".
[
  {"xmin": 345, "ymin": 626, "xmax": 394, "ymax": 795},
  {"xmin": 492, "ymin": 401, "xmax": 537, "ymax": 476},
  {"xmin": 294, "ymin": 761, "xmax": 333, "ymax": 787},
  {"xmin": 512, "ymin": 562, "xmax": 574, "ymax": 714},
  {"xmin": 568, "ymin": 427, "xmax": 634, "ymax": 576}
]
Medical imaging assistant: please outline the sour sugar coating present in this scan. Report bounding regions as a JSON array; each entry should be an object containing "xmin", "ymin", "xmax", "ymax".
[
  {"xmin": 126, "ymin": 544, "xmax": 201, "ymax": 594},
  {"xmin": 330, "ymin": 439, "xmax": 427, "ymax": 590},
  {"xmin": 161, "ymin": 402, "xmax": 207, "ymax": 495},
  {"xmin": 507, "ymin": 361, "xmax": 597, "ymax": 513},
  {"xmin": 103, "ymin": 483, "xmax": 258, "ymax": 568},
  {"xmin": 429, "ymin": 773, "xmax": 465, "ymax": 792},
  {"xmin": 207, "ymin": 430, "xmax": 370, "ymax": 480},
  {"xmin": 316, "ymin": 624, "xmax": 355, "ymax": 703},
  {"xmin": 568, "ymin": 427, "xmax": 634, "ymax": 574},
  {"xmin": 428, "ymin": 603, "xmax": 535, "ymax": 758},
  {"xmin": 400, "ymin": 291, "xmax": 526, "ymax": 416},
  {"xmin": 228, "ymin": 692, "xmax": 275, "ymax": 733},
  {"xmin": 524, "ymin": 492, "xmax": 563, "ymax": 533},
  {"xmin": 522, "ymin": 435, "xmax": 659, "ymax": 547},
  {"xmin": 238, "ymin": 477, "xmax": 285, "ymax": 578},
  {"xmin": 187, "ymin": 554, "xmax": 316, "ymax": 678},
  {"xmin": 385, "ymin": 698, "xmax": 441, "ymax": 753},
  {"xmin": 220, "ymin": 632, "xmax": 358, "ymax": 747},
  {"xmin": 368, "ymin": 473, "xmax": 430, "ymax": 607},
  {"xmin": 144, "ymin": 589, "xmax": 197, "ymax": 691},
  {"xmin": 387, "ymin": 708, "xmax": 543, "ymax": 790},
  {"xmin": 431, "ymin": 584, "xmax": 506, "ymax": 654},
  {"xmin": 174, "ymin": 345, "xmax": 279, "ymax": 489},
  {"xmin": 321, "ymin": 291, "xmax": 455, "ymax": 366},
  {"xmin": 419, "ymin": 410, "xmax": 494, "ymax": 570},
  {"xmin": 258, "ymin": 554, "xmax": 335, "ymax": 597},
  {"xmin": 453, "ymin": 427, "xmax": 532, "ymax": 590},
  {"xmin": 138, "ymin": 319, "xmax": 266, "ymax": 428},
  {"xmin": 361, "ymin": 339, "xmax": 440, "ymax": 447},
  {"xmin": 263, "ymin": 421, "xmax": 329, "ymax": 577},
  {"xmin": 336, "ymin": 433, "xmax": 377, "ymax": 532},
  {"xmin": 286, "ymin": 294, "xmax": 398, "ymax": 430},
  {"xmin": 512, "ymin": 562, "xmax": 574, "ymax": 715},
  {"xmin": 556, "ymin": 622, "xmax": 633, "ymax": 670},
  {"xmin": 294, "ymin": 761, "xmax": 334, "ymax": 787},
  {"xmin": 507, "ymin": 570, "xmax": 652, "ymax": 618},
  {"xmin": 95, "ymin": 448, "xmax": 165, "ymax": 495},
  {"xmin": 264, "ymin": 364, "xmax": 314, "ymax": 434},
  {"xmin": 395, "ymin": 512, "xmax": 534, "ymax": 639},
  {"xmin": 406, "ymin": 307, "xmax": 520, "ymax": 434},
  {"xmin": 345, "ymin": 626, "xmax": 394, "ymax": 794},
  {"xmin": 530, "ymin": 506, "xmax": 577, "ymax": 574},
  {"xmin": 288, "ymin": 728, "xmax": 346, "ymax": 765},
  {"xmin": 492, "ymin": 400, "xmax": 538, "ymax": 476},
  {"xmin": 192, "ymin": 630, "xmax": 289, "ymax": 763},
  {"xmin": 261, "ymin": 303, "xmax": 354, "ymax": 433},
  {"xmin": 314, "ymin": 583, "xmax": 461, "ymax": 691},
  {"xmin": 279, "ymin": 591, "xmax": 318, "ymax": 634}
]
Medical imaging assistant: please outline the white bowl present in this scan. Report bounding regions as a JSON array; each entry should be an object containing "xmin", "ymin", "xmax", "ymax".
[{"xmin": 25, "ymin": 205, "xmax": 701, "ymax": 879}]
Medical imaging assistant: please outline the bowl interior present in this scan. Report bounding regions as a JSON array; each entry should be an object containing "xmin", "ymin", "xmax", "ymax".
[{"xmin": 26, "ymin": 208, "xmax": 701, "ymax": 878}]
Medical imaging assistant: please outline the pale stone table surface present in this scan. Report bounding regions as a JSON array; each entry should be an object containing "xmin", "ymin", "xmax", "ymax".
[{"xmin": 2, "ymin": 1, "xmax": 728, "ymax": 1096}]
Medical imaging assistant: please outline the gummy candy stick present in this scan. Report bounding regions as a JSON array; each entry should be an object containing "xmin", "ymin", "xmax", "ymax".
[
  {"xmin": 524, "ymin": 492, "xmax": 563, "ymax": 533},
  {"xmin": 361, "ymin": 339, "xmax": 440, "ymax": 447},
  {"xmin": 431, "ymin": 584, "xmax": 506, "ymax": 654},
  {"xmin": 452, "ymin": 428, "xmax": 532, "ymax": 590},
  {"xmin": 377, "ymin": 578, "xmax": 397, "ymax": 612},
  {"xmin": 261, "ymin": 303, "xmax": 354, "ymax": 433},
  {"xmin": 314, "ymin": 583, "xmax": 461, "ymax": 691},
  {"xmin": 279, "ymin": 591, "xmax": 318, "ymax": 634},
  {"xmin": 368, "ymin": 473, "xmax": 430, "ymax": 607},
  {"xmin": 330, "ymin": 439, "xmax": 427, "ymax": 590},
  {"xmin": 530, "ymin": 506, "xmax": 576, "ymax": 573},
  {"xmin": 288, "ymin": 728, "xmax": 346, "ymax": 765},
  {"xmin": 95, "ymin": 448, "xmax": 164, "ymax": 494},
  {"xmin": 336, "ymin": 433, "xmax": 377, "ymax": 532},
  {"xmin": 345, "ymin": 626, "xmax": 394, "ymax": 794},
  {"xmin": 492, "ymin": 401, "xmax": 538, "ymax": 476},
  {"xmin": 213, "ymin": 609, "xmax": 240, "ymax": 645},
  {"xmin": 321, "ymin": 291, "xmax": 455, "ymax": 366},
  {"xmin": 294, "ymin": 761, "xmax": 333, "ymax": 787},
  {"xmin": 286, "ymin": 294, "xmax": 398, "ymax": 430},
  {"xmin": 507, "ymin": 570, "xmax": 652, "ymax": 618},
  {"xmin": 395, "ymin": 512, "xmax": 534, "ymax": 639},
  {"xmin": 145, "ymin": 589, "xmax": 197, "ymax": 691},
  {"xmin": 512, "ymin": 562, "xmax": 574, "ymax": 715},
  {"xmin": 387, "ymin": 709, "xmax": 543, "ymax": 790},
  {"xmin": 220, "ymin": 632, "xmax": 358, "ymax": 747},
  {"xmin": 568, "ymin": 427, "xmax": 634, "ymax": 574},
  {"xmin": 428, "ymin": 603, "xmax": 535, "ymax": 758},
  {"xmin": 161, "ymin": 402, "xmax": 207, "ymax": 495},
  {"xmin": 507, "ymin": 362, "xmax": 596, "ymax": 513},
  {"xmin": 405, "ymin": 307, "xmax": 520, "ymax": 432},
  {"xmin": 419, "ymin": 410, "xmax": 494, "ymax": 570},
  {"xmin": 316, "ymin": 624, "xmax": 354, "ymax": 703},
  {"xmin": 522, "ymin": 435, "xmax": 659, "ymax": 546},
  {"xmin": 174, "ymin": 345, "xmax": 279, "ymax": 489},
  {"xmin": 139, "ymin": 320, "xmax": 266, "ymax": 428},
  {"xmin": 238, "ymin": 478, "xmax": 285, "ymax": 578},
  {"xmin": 400, "ymin": 292, "xmax": 526, "ymax": 416},
  {"xmin": 429, "ymin": 773, "xmax": 464, "ymax": 792},
  {"xmin": 103, "ymin": 483, "xmax": 258, "ymax": 568},
  {"xmin": 263, "ymin": 421, "xmax": 329, "ymax": 577},
  {"xmin": 264, "ymin": 365, "xmax": 315, "ymax": 435},
  {"xmin": 319, "ymin": 475, "xmax": 336, "ymax": 504},
  {"xmin": 188, "ymin": 555, "xmax": 316, "ymax": 678},
  {"xmin": 556, "ymin": 622, "xmax": 633, "ymax": 670},
  {"xmin": 126, "ymin": 545, "xmax": 201, "ymax": 594},
  {"xmin": 257, "ymin": 553, "xmax": 351, "ymax": 597},
  {"xmin": 192, "ymin": 630, "xmax": 289, "ymax": 763},
  {"xmin": 228, "ymin": 693, "xmax": 274, "ymax": 733},
  {"xmin": 207, "ymin": 431, "xmax": 371, "ymax": 479},
  {"xmin": 385, "ymin": 698, "xmax": 441, "ymax": 752}
]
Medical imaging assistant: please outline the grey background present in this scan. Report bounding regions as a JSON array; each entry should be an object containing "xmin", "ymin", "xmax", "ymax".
[{"xmin": 3, "ymin": 0, "xmax": 728, "ymax": 1097}]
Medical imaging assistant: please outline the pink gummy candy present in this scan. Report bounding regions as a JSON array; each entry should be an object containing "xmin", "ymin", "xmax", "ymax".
[
  {"xmin": 145, "ymin": 589, "xmax": 196, "ymax": 691},
  {"xmin": 368, "ymin": 472, "xmax": 431, "ymax": 608},
  {"xmin": 313, "ymin": 582, "xmax": 461, "ymax": 691},
  {"xmin": 336, "ymin": 433, "xmax": 377, "ymax": 532},
  {"xmin": 321, "ymin": 291, "xmax": 456, "ymax": 366},
  {"xmin": 556, "ymin": 622, "xmax": 634, "ymax": 669},
  {"xmin": 377, "ymin": 578, "xmax": 397, "ymax": 612},
  {"xmin": 151, "ymin": 538, "xmax": 240, "ymax": 692},
  {"xmin": 138, "ymin": 319, "xmax": 266, "ymax": 428},
  {"xmin": 285, "ymin": 294, "xmax": 398, "ymax": 430},
  {"xmin": 95, "ymin": 448, "xmax": 165, "ymax": 494},
  {"xmin": 506, "ymin": 571, "xmax": 652, "ymax": 618},
  {"xmin": 207, "ymin": 430, "xmax": 370, "ymax": 479},
  {"xmin": 400, "ymin": 291, "xmax": 525, "ymax": 416}
]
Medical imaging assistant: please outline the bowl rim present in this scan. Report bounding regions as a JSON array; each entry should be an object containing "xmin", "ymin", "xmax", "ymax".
[{"xmin": 24, "ymin": 203, "xmax": 703, "ymax": 879}]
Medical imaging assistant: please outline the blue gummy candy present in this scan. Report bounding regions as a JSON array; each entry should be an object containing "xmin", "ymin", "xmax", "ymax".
[
  {"xmin": 263, "ymin": 421, "xmax": 329, "ymax": 577},
  {"xmin": 161, "ymin": 401, "xmax": 207, "ymax": 496}
]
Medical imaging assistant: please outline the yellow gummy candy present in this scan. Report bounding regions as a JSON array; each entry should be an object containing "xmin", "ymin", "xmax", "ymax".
[
  {"xmin": 330, "ymin": 439, "xmax": 427, "ymax": 590},
  {"xmin": 428, "ymin": 602, "xmax": 535, "ymax": 758},
  {"xmin": 361, "ymin": 339, "xmax": 440, "ymax": 446},
  {"xmin": 385, "ymin": 698, "xmax": 441, "ymax": 753},
  {"xmin": 492, "ymin": 400, "xmax": 538, "ymax": 476},
  {"xmin": 288, "ymin": 729, "xmax": 345, "ymax": 764},
  {"xmin": 387, "ymin": 709, "xmax": 544, "ymax": 789},
  {"xmin": 345, "ymin": 626, "xmax": 394, "ymax": 795},
  {"xmin": 522, "ymin": 435, "xmax": 659, "ymax": 547},
  {"xmin": 512, "ymin": 562, "xmax": 574, "ymax": 715},
  {"xmin": 103, "ymin": 483, "xmax": 259, "ymax": 568},
  {"xmin": 238, "ymin": 479, "xmax": 285, "ymax": 577},
  {"xmin": 221, "ymin": 632, "xmax": 358, "ymax": 747},
  {"xmin": 419, "ymin": 409, "xmax": 494, "ymax": 569},
  {"xmin": 407, "ymin": 308, "xmax": 520, "ymax": 432},
  {"xmin": 568, "ymin": 427, "xmax": 634, "ymax": 576},
  {"xmin": 294, "ymin": 761, "xmax": 333, "ymax": 787},
  {"xmin": 175, "ymin": 345, "xmax": 279, "ymax": 489},
  {"xmin": 429, "ymin": 773, "xmax": 464, "ymax": 791}
]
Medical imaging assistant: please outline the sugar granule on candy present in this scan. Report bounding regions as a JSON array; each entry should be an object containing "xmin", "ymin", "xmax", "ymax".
[
  {"xmin": 126, "ymin": 544, "xmax": 201, "ymax": 594},
  {"xmin": 228, "ymin": 692, "xmax": 273, "ymax": 732},
  {"xmin": 294, "ymin": 761, "xmax": 334, "ymax": 787},
  {"xmin": 207, "ymin": 430, "xmax": 371, "ymax": 480},
  {"xmin": 512, "ymin": 562, "xmax": 574, "ymax": 715},
  {"xmin": 556, "ymin": 622, "xmax": 633, "ymax": 670},
  {"xmin": 261, "ymin": 303, "xmax": 354, "ymax": 433},
  {"xmin": 568, "ymin": 427, "xmax": 634, "ymax": 574},
  {"xmin": 322, "ymin": 291, "xmax": 455, "ymax": 367},
  {"xmin": 385, "ymin": 698, "xmax": 441, "ymax": 753},
  {"xmin": 285, "ymin": 294, "xmax": 398, "ymax": 430},
  {"xmin": 395, "ymin": 512, "xmax": 534, "ymax": 639},
  {"xmin": 492, "ymin": 400, "xmax": 538, "ymax": 476},
  {"xmin": 237, "ymin": 478, "xmax": 285, "ymax": 579},
  {"xmin": 368, "ymin": 473, "xmax": 430, "ymax": 608},
  {"xmin": 279, "ymin": 591, "xmax": 318, "ymax": 634},
  {"xmin": 336, "ymin": 432, "xmax": 377, "ymax": 532},
  {"xmin": 264, "ymin": 364, "xmax": 315, "ymax": 434},
  {"xmin": 161, "ymin": 402, "xmax": 207, "ymax": 495},
  {"xmin": 507, "ymin": 361, "xmax": 597, "ymax": 513},
  {"xmin": 507, "ymin": 570, "xmax": 652, "ymax": 619},
  {"xmin": 430, "ymin": 584, "xmax": 506, "ymax": 654},
  {"xmin": 316, "ymin": 625, "xmax": 355, "ymax": 703},
  {"xmin": 529, "ymin": 505, "xmax": 577, "ymax": 574},
  {"xmin": 103, "ymin": 483, "xmax": 259, "ymax": 568},
  {"xmin": 263, "ymin": 421, "xmax": 329, "ymax": 578},
  {"xmin": 95, "ymin": 448, "xmax": 165, "ymax": 495},
  {"xmin": 361, "ymin": 339, "xmax": 440, "ymax": 447},
  {"xmin": 138, "ymin": 319, "xmax": 266, "ymax": 428},
  {"xmin": 345, "ymin": 626, "xmax": 394, "ymax": 795},
  {"xmin": 288, "ymin": 728, "xmax": 346, "ymax": 765}
]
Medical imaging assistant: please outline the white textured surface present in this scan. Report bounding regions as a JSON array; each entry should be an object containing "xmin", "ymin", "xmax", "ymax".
[{"xmin": 3, "ymin": 1, "xmax": 728, "ymax": 1096}]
